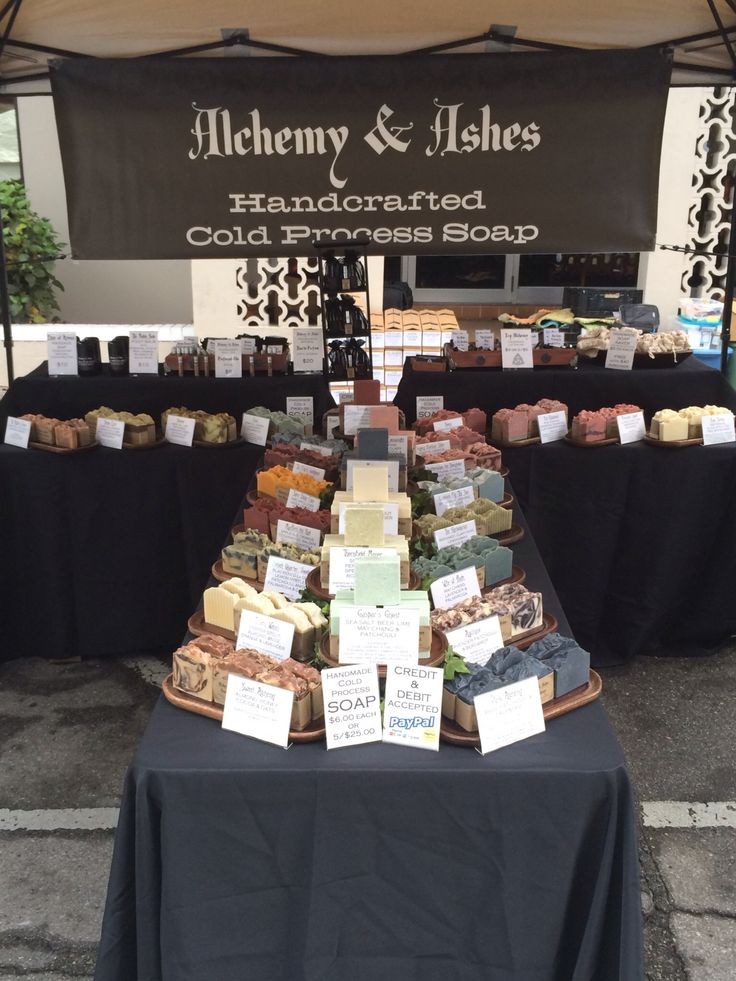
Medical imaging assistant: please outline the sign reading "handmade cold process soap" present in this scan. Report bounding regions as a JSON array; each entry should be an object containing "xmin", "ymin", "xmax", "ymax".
[{"xmin": 50, "ymin": 51, "xmax": 670, "ymax": 259}]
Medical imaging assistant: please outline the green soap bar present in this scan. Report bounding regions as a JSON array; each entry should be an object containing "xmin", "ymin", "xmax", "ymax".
[{"xmin": 353, "ymin": 555, "xmax": 401, "ymax": 606}]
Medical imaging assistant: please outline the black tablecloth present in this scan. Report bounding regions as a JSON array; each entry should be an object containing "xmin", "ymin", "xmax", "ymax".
[
  {"xmin": 395, "ymin": 356, "xmax": 736, "ymax": 424},
  {"xmin": 94, "ymin": 506, "xmax": 643, "ymax": 981}
]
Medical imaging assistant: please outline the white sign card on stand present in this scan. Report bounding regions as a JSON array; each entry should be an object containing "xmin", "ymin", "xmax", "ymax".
[
  {"xmin": 164, "ymin": 414, "xmax": 195, "ymax": 446},
  {"xmin": 382, "ymin": 665, "xmax": 444, "ymax": 751},
  {"xmin": 475, "ymin": 677, "xmax": 546, "ymax": 755},
  {"xmin": 4, "ymin": 417, "xmax": 31, "ymax": 448},
  {"xmin": 322, "ymin": 664, "xmax": 382, "ymax": 749},
  {"xmin": 213, "ymin": 339, "xmax": 242, "ymax": 378},
  {"xmin": 292, "ymin": 329, "xmax": 323, "ymax": 373},
  {"xmin": 604, "ymin": 330, "xmax": 637, "ymax": 370},
  {"xmin": 702, "ymin": 413, "xmax": 736, "ymax": 445},
  {"xmin": 129, "ymin": 330, "xmax": 159, "ymax": 374},
  {"xmin": 501, "ymin": 329, "xmax": 534, "ymax": 369},
  {"xmin": 47, "ymin": 331, "xmax": 78, "ymax": 375},
  {"xmin": 222, "ymin": 675, "xmax": 294, "ymax": 749}
]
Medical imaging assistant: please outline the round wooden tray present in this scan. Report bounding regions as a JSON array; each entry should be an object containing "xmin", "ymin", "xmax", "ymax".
[
  {"xmin": 493, "ymin": 523, "xmax": 524, "ymax": 546},
  {"xmin": 644, "ymin": 433, "xmax": 704, "ymax": 448},
  {"xmin": 187, "ymin": 609, "xmax": 236, "ymax": 640},
  {"xmin": 564, "ymin": 434, "xmax": 619, "ymax": 448},
  {"xmin": 481, "ymin": 565, "xmax": 526, "ymax": 593},
  {"xmin": 319, "ymin": 627, "xmax": 447, "ymax": 677},
  {"xmin": 439, "ymin": 669, "xmax": 603, "ymax": 746},
  {"xmin": 210, "ymin": 562, "xmax": 267, "ymax": 587},
  {"xmin": 493, "ymin": 436, "xmax": 540, "ymax": 448},
  {"xmin": 306, "ymin": 566, "xmax": 421, "ymax": 602},
  {"xmin": 499, "ymin": 466, "xmax": 510, "ymax": 478},
  {"xmin": 162, "ymin": 675, "xmax": 325, "ymax": 743},
  {"xmin": 29, "ymin": 440, "xmax": 100, "ymax": 454},
  {"xmin": 194, "ymin": 436, "xmax": 245, "ymax": 449},
  {"xmin": 499, "ymin": 492, "xmax": 514, "ymax": 509},
  {"xmin": 511, "ymin": 612, "xmax": 558, "ymax": 650}
]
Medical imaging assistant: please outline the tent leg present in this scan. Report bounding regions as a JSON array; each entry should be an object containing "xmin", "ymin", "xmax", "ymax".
[{"xmin": 0, "ymin": 203, "xmax": 14, "ymax": 385}]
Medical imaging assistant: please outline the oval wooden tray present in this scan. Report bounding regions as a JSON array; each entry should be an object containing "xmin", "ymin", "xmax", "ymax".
[
  {"xmin": 187, "ymin": 610, "xmax": 236, "ymax": 640},
  {"xmin": 564, "ymin": 433, "xmax": 619, "ymax": 448},
  {"xmin": 493, "ymin": 436, "xmax": 540, "ymax": 448},
  {"xmin": 194, "ymin": 436, "xmax": 244, "ymax": 449},
  {"xmin": 499, "ymin": 492, "xmax": 514, "ymax": 509},
  {"xmin": 319, "ymin": 627, "xmax": 447, "ymax": 677},
  {"xmin": 493, "ymin": 523, "xmax": 524, "ymax": 546},
  {"xmin": 29, "ymin": 440, "xmax": 99, "ymax": 454},
  {"xmin": 482, "ymin": 565, "xmax": 526, "ymax": 593},
  {"xmin": 162, "ymin": 674, "xmax": 325, "ymax": 743},
  {"xmin": 439, "ymin": 670, "xmax": 603, "ymax": 746},
  {"xmin": 643, "ymin": 433, "xmax": 704, "ymax": 448},
  {"xmin": 210, "ymin": 562, "xmax": 267, "ymax": 587},
  {"xmin": 306, "ymin": 566, "xmax": 421, "ymax": 602}
]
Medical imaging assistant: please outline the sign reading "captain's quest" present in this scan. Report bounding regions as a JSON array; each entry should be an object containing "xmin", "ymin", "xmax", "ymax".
[{"xmin": 50, "ymin": 50, "xmax": 671, "ymax": 259}]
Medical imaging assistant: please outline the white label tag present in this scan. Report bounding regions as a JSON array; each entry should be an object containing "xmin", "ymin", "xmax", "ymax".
[
  {"xmin": 241, "ymin": 337, "xmax": 257, "ymax": 355},
  {"xmin": 222, "ymin": 675, "xmax": 293, "ymax": 749},
  {"xmin": 329, "ymin": 546, "xmax": 395, "ymax": 594},
  {"xmin": 326, "ymin": 416, "xmax": 341, "ymax": 439},
  {"xmin": 383, "ymin": 664, "xmax": 443, "ymax": 751},
  {"xmin": 702, "ymin": 413, "xmax": 736, "ymax": 445},
  {"xmin": 433, "ymin": 416, "xmax": 463, "ymax": 433},
  {"xmin": 286, "ymin": 396, "xmax": 314, "ymax": 426},
  {"xmin": 276, "ymin": 519, "xmax": 322, "ymax": 551},
  {"xmin": 300, "ymin": 440, "xmax": 331, "ymax": 457},
  {"xmin": 616, "ymin": 411, "xmax": 646, "ymax": 444},
  {"xmin": 543, "ymin": 327, "xmax": 564, "ymax": 347},
  {"xmin": 501, "ymin": 329, "xmax": 534, "ymax": 370},
  {"xmin": 416, "ymin": 396, "xmax": 444, "ymax": 419},
  {"xmin": 4, "ymin": 417, "xmax": 31, "ymax": 448},
  {"xmin": 236, "ymin": 609, "xmax": 295, "ymax": 662},
  {"xmin": 446, "ymin": 616, "xmax": 504, "ymax": 666},
  {"xmin": 343, "ymin": 405, "xmax": 372, "ymax": 436},
  {"xmin": 384, "ymin": 348, "xmax": 405, "ymax": 367},
  {"xmin": 214, "ymin": 339, "xmax": 242, "ymax": 378},
  {"xmin": 47, "ymin": 331, "xmax": 78, "ymax": 375},
  {"xmin": 339, "ymin": 607, "xmax": 420, "ymax": 666},
  {"xmin": 129, "ymin": 330, "xmax": 159, "ymax": 374},
  {"xmin": 346, "ymin": 458, "xmax": 399, "ymax": 493},
  {"xmin": 322, "ymin": 664, "xmax": 382, "ymax": 750},
  {"xmin": 262, "ymin": 556, "xmax": 313, "ymax": 600},
  {"xmin": 416, "ymin": 440, "xmax": 451, "ymax": 457},
  {"xmin": 430, "ymin": 565, "xmax": 481, "ymax": 608},
  {"xmin": 474, "ymin": 329, "xmax": 493, "ymax": 350},
  {"xmin": 434, "ymin": 485, "xmax": 475, "ymax": 516},
  {"xmin": 164, "ymin": 414, "xmax": 195, "ymax": 446},
  {"xmin": 451, "ymin": 330, "xmax": 469, "ymax": 352},
  {"xmin": 292, "ymin": 329, "xmax": 323, "ymax": 373},
  {"xmin": 241, "ymin": 413, "xmax": 270, "ymax": 446},
  {"xmin": 338, "ymin": 502, "xmax": 399, "ymax": 537},
  {"xmin": 292, "ymin": 461, "xmax": 326, "ymax": 481},
  {"xmin": 384, "ymin": 329, "xmax": 403, "ymax": 347},
  {"xmin": 426, "ymin": 458, "xmax": 466, "ymax": 481},
  {"xmin": 475, "ymin": 677, "xmax": 546, "ymax": 755},
  {"xmin": 604, "ymin": 330, "xmax": 637, "ymax": 371},
  {"xmin": 433, "ymin": 519, "xmax": 478, "ymax": 550},
  {"xmin": 538, "ymin": 411, "xmax": 568, "ymax": 444},
  {"xmin": 387, "ymin": 435, "xmax": 408, "ymax": 463},
  {"xmin": 285, "ymin": 488, "xmax": 321, "ymax": 512},
  {"xmin": 338, "ymin": 391, "xmax": 354, "ymax": 404},
  {"xmin": 266, "ymin": 345, "xmax": 282, "ymax": 354},
  {"xmin": 95, "ymin": 417, "xmax": 125, "ymax": 449}
]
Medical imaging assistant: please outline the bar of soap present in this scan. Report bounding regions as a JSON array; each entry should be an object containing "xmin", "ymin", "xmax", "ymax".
[
  {"xmin": 354, "ymin": 379, "xmax": 381, "ymax": 404},
  {"xmin": 353, "ymin": 555, "xmax": 401, "ymax": 606},
  {"xmin": 368, "ymin": 406, "xmax": 400, "ymax": 433},
  {"xmin": 203, "ymin": 586, "xmax": 238, "ymax": 632},
  {"xmin": 352, "ymin": 464, "xmax": 389, "ymax": 502},
  {"xmin": 343, "ymin": 507, "xmax": 385, "ymax": 546},
  {"xmin": 356, "ymin": 427, "xmax": 389, "ymax": 460}
]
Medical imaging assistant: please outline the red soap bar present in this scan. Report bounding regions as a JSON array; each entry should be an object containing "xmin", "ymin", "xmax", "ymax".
[{"xmin": 354, "ymin": 379, "xmax": 381, "ymax": 404}]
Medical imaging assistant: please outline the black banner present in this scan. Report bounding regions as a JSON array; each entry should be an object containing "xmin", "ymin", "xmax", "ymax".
[{"xmin": 50, "ymin": 50, "xmax": 671, "ymax": 259}]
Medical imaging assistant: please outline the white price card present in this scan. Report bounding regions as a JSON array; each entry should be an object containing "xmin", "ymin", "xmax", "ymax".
[
  {"xmin": 329, "ymin": 546, "xmax": 395, "ymax": 594},
  {"xmin": 446, "ymin": 616, "xmax": 505, "ymax": 666},
  {"xmin": 129, "ymin": 330, "xmax": 159, "ymax": 374},
  {"xmin": 538, "ymin": 411, "xmax": 568, "ymax": 444},
  {"xmin": 433, "ymin": 416, "xmax": 463, "ymax": 433},
  {"xmin": 388, "ymin": 435, "xmax": 408, "ymax": 463},
  {"xmin": 95, "ymin": 417, "xmax": 125, "ymax": 449},
  {"xmin": 47, "ymin": 331, "xmax": 78, "ymax": 375},
  {"xmin": 286, "ymin": 396, "xmax": 314, "ymax": 426},
  {"xmin": 292, "ymin": 460, "xmax": 325, "ymax": 481},
  {"xmin": 276, "ymin": 519, "xmax": 322, "ymax": 551},
  {"xmin": 4, "ymin": 417, "xmax": 31, "ymax": 448},
  {"xmin": 434, "ymin": 485, "xmax": 475, "ymax": 516},
  {"xmin": 338, "ymin": 502, "xmax": 399, "ymax": 537},
  {"xmin": 292, "ymin": 329, "xmax": 323, "ymax": 373},
  {"xmin": 285, "ymin": 488, "xmax": 321, "ymax": 512},
  {"xmin": 338, "ymin": 390, "xmax": 354, "ymax": 404},
  {"xmin": 339, "ymin": 607, "xmax": 420, "ymax": 666},
  {"xmin": 616, "ymin": 411, "xmax": 646, "ymax": 444},
  {"xmin": 475, "ymin": 676, "xmax": 546, "ymax": 755},
  {"xmin": 241, "ymin": 413, "xmax": 270, "ymax": 446},
  {"xmin": 543, "ymin": 327, "xmax": 564, "ymax": 347},
  {"xmin": 222, "ymin": 675, "xmax": 293, "ymax": 749},
  {"xmin": 604, "ymin": 329, "xmax": 638, "ymax": 371},
  {"xmin": 501, "ymin": 329, "xmax": 534, "ymax": 370},
  {"xmin": 416, "ymin": 440, "xmax": 451, "ymax": 457},
  {"xmin": 416, "ymin": 396, "xmax": 444, "ymax": 418},
  {"xmin": 430, "ymin": 565, "xmax": 481, "ymax": 609},
  {"xmin": 383, "ymin": 664, "xmax": 444, "ymax": 751},
  {"xmin": 475, "ymin": 329, "xmax": 493, "ymax": 350},
  {"xmin": 451, "ymin": 330, "xmax": 469, "ymax": 352},
  {"xmin": 241, "ymin": 337, "xmax": 257, "ymax": 355},
  {"xmin": 426, "ymin": 458, "xmax": 467, "ymax": 481},
  {"xmin": 300, "ymin": 440, "xmax": 331, "ymax": 457},
  {"xmin": 326, "ymin": 416, "xmax": 341, "ymax": 438},
  {"xmin": 322, "ymin": 664, "xmax": 382, "ymax": 750},
  {"xmin": 262, "ymin": 556, "xmax": 314, "ymax": 600},
  {"xmin": 346, "ymin": 457, "xmax": 399, "ymax": 493},
  {"xmin": 214, "ymin": 339, "xmax": 242, "ymax": 378},
  {"xmin": 433, "ymin": 519, "xmax": 478, "ymax": 550},
  {"xmin": 164, "ymin": 414, "xmax": 195, "ymax": 446},
  {"xmin": 342, "ymin": 404, "xmax": 372, "ymax": 436},
  {"xmin": 702, "ymin": 413, "xmax": 736, "ymax": 445},
  {"xmin": 236, "ymin": 609, "xmax": 295, "ymax": 662}
]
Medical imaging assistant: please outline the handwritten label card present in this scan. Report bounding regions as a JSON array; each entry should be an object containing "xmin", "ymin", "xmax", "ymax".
[
  {"xmin": 241, "ymin": 413, "xmax": 270, "ymax": 446},
  {"xmin": 285, "ymin": 488, "xmax": 321, "ymax": 512},
  {"xmin": 286, "ymin": 396, "xmax": 314, "ymax": 427},
  {"xmin": 292, "ymin": 461, "xmax": 325, "ymax": 481},
  {"xmin": 222, "ymin": 675, "xmax": 293, "ymax": 749},
  {"xmin": 262, "ymin": 556, "xmax": 314, "ymax": 600},
  {"xmin": 95, "ymin": 417, "xmax": 125, "ymax": 449},
  {"xmin": 164, "ymin": 414, "xmax": 195, "ymax": 446},
  {"xmin": 542, "ymin": 327, "xmax": 564, "ymax": 347},
  {"xmin": 388, "ymin": 435, "xmax": 408, "ymax": 463},
  {"xmin": 47, "ymin": 331, "xmax": 78, "ymax": 375},
  {"xmin": 433, "ymin": 416, "xmax": 463, "ymax": 433},
  {"xmin": 430, "ymin": 565, "xmax": 481, "ymax": 608},
  {"xmin": 433, "ymin": 519, "xmax": 478, "ymax": 550},
  {"xmin": 501, "ymin": 329, "xmax": 534, "ymax": 370},
  {"xmin": 605, "ymin": 329, "xmax": 637, "ymax": 371},
  {"xmin": 4, "ymin": 417, "xmax": 31, "ymax": 448},
  {"xmin": 383, "ymin": 664, "xmax": 443, "ymax": 751},
  {"xmin": 446, "ymin": 616, "xmax": 504, "ymax": 666},
  {"xmin": 322, "ymin": 664, "xmax": 382, "ymax": 750},
  {"xmin": 416, "ymin": 396, "xmax": 444, "ymax": 419},
  {"xmin": 702, "ymin": 413, "xmax": 736, "ymax": 445},
  {"xmin": 538, "ymin": 411, "xmax": 568, "ymax": 444},
  {"xmin": 434, "ymin": 484, "xmax": 475, "ymax": 516},
  {"xmin": 451, "ymin": 330, "xmax": 469, "ymax": 352},
  {"xmin": 214, "ymin": 339, "xmax": 242, "ymax": 378},
  {"xmin": 241, "ymin": 337, "xmax": 257, "ymax": 355},
  {"xmin": 616, "ymin": 411, "xmax": 646, "ymax": 444},
  {"xmin": 343, "ymin": 405, "xmax": 372, "ymax": 436},
  {"xmin": 416, "ymin": 440, "xmax": 451, "ymax": 458},
  {"xmin": 329, "ymin": 546, "xmax": 394, "ymax": 594},
  {"xmin": 292, "ymin": 329, "xmax": 323, "ymax": 373},
  {"xmin": 475, "ymin": 677, "xmax": 546, "ymax": 755},
  {"xmin": 236, "ymin": 609, "xmax": 295, "ymax": 661},
  {"xmin": 301, "ymin": 440, "xmax": 330, "ymax": 457},
  {"xmin": 339, "ymin": 607, "xmax": 420, "ymax": 666},
  {"xmin": 425, "ymin": 458, "xmax": 466, "ymax": 481},
  {"xmin": 129, "ymin": 330, "xmax": 159, "ymax": 374},
  {"xmin": 276, "ymin": 519, "xmax": 322, "ymax": 551},
  {"xmin": 475, "ymin": 329, "xmax": 493, "ymax": 350}
]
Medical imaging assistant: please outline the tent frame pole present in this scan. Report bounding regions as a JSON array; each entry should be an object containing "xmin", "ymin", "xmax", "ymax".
[{"xmin": 0, "ymin": 205, "xmax": 14, "ymax": 385}]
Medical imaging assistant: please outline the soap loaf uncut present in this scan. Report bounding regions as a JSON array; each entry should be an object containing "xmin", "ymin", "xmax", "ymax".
[
  {"xmin": 161, "ymin": 407, "xmax": 236, "ymax": 443},
  {"xmin": 85, "ymin": 406, "xmax": 156, "ymax": 445}
]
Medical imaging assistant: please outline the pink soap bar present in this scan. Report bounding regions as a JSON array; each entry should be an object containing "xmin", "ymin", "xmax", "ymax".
[
  {"xmin": 462, "ymin": 408, "xmax": 487, "ymax": 434},
  {"xmin": 571, "ymin": 410, "xmax": 606, "ymax": 442},
  {"xmin": 368, "ymin": 405, "xmax": 400, "ymax": 433},
  {"xmin": 354, "ymin": 379, "xmax": 381, "ymax": 404},
  {"xmin": 491, "ymin": 408, "xmax": 529, "ymax": 443},
  {"xmin": 243, "ymin": 508, "xmax": 271, "ymax": 535}
]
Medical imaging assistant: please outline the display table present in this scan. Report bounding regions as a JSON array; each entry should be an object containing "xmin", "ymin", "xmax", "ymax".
[{"xmin": 94, "ymin": 505, "xmax": 643, "ymax": 981}]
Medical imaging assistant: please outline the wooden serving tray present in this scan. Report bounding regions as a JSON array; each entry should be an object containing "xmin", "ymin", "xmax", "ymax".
[
  {"xmin": 493, "ymin": 524, "xmax": 524, "ymax": 546},
  {"xmin": 510, "ymin": 612, "xmax": 558, "ymax": 650},
  {"xmin": 210, "ymin": 562, "xmax": 267, "ymax": 587},
  {"xmin": 162, "ymin": 675, "xmax": 325, "ymax": 743},
  {"xmin": 444, "ymin": 345, "xmax": 577, "ymax": 369},
  {"xmin": 482, "ymin": 566, "xmax": 526, "ymax": 593},
  {"xmin": 188, "ymin": 610, "xmax": 237, "ymax": 641},
  {"xmin": 319, "ymin": 627, "xmax": 447, "ymax": 677},
  {"xmin": 564, "ymin": 434, "xmax": 619, "ymax": 448},
  {"xmin": 644, "ymin": 433, "xmax": 704, "ymax": 448},
  {"xmin": 499, "ymin": 492, "xmax": 514, "ymax": 509},
  {"xmin": 29, "ymin": 440, "xmax": 99, "ymax": 454},
  {"xmin": 493, "ymin": 435, "xmax": 541, "ymax": 448},
  {"xmin": 439, "ymin": 670, "xmax": 603, "ymax": 746},
  {"xmin": 194, "ymin": 437, "xmax": 244, "ymax": 449},
  {"xmin": 306, "ymin": 566, "xmax": 421, "ymax": 602},
  {"xmin": 122, "ymin": 437, "xmax": 166, "ymax": 450}
]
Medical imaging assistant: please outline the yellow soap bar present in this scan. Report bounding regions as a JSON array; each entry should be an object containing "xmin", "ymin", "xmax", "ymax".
[
  {"xmin": 203, "ymin": 586, "xmax": 237, "ymax": 632},
  {"xmin": 343, "ymin": 507, "xmax": 385, "ymax": 546},
  {"xmin": 353, "ymin": 465, "xmax": 389, "ymax": 502}
]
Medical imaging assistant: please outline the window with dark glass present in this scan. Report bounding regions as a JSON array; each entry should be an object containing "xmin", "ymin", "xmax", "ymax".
[
  {"xmin": 415, "ymin": 254, "xmax": 506, "ymax": 290},
  {"xmin": 518, "ymin": 253, "xmax": 639, "ymax": 288}
]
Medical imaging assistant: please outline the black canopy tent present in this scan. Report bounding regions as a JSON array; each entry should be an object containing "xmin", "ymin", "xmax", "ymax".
[{"xmin": 1, "ymin": 0, "xmax": 736, "ymax": 383}]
